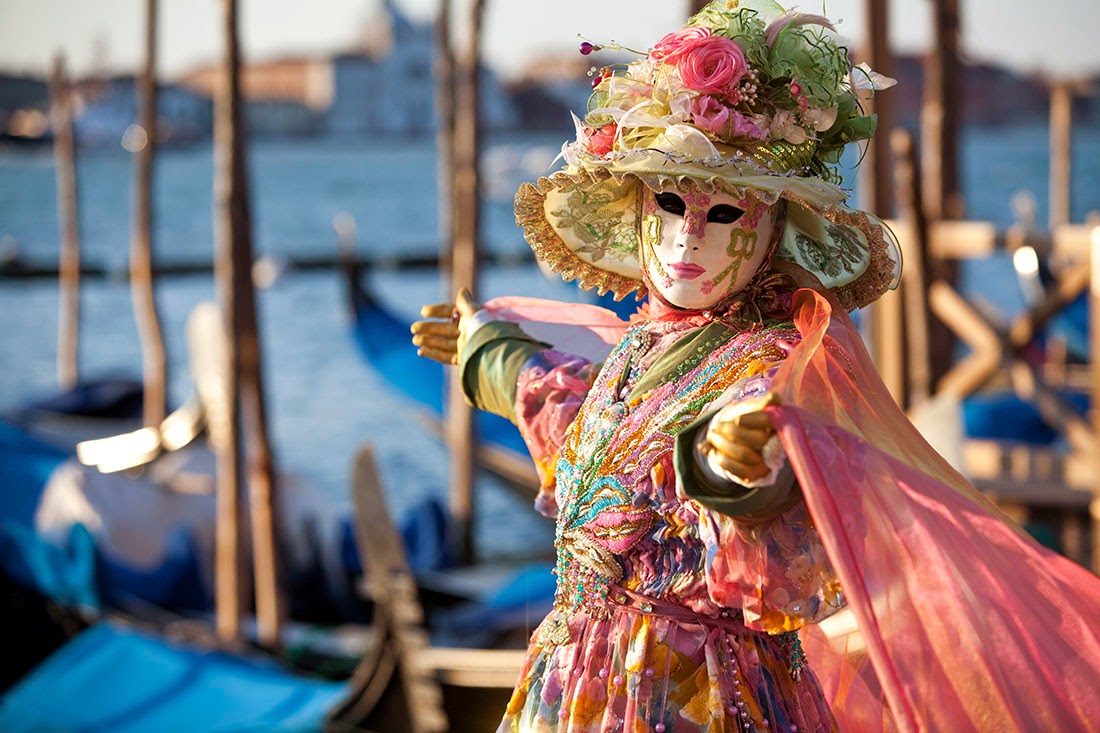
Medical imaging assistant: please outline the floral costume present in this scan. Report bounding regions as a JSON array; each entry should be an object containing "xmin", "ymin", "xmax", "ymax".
[
  {"xmin": 438, "ymin": 2, "xmax": 1100, "ymax": 730},
  {"xmin": 462, "ymin": 314, "xmax": 841, "ymax": 732}
]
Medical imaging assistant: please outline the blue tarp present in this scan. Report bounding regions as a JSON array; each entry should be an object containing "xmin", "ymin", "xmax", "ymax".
[{"xmin": 0, "ymin": 623, "xmax": 347, "ymax": 733}]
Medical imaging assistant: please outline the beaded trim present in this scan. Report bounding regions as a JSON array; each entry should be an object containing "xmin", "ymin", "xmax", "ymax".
[
  {"xmin": 538, "ymin": 322, "xmax": 801, "ymax": 649},
  {"xmin": 514, "ymin": 179, "xmax": 647, "ymax": 301}
]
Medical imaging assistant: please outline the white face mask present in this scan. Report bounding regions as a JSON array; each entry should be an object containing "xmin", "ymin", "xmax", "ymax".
[{"xmin": 640, "ymin": 187, "xmax": 777, "ymax": 311}]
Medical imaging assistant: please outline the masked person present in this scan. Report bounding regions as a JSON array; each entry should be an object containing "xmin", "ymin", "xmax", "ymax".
[{"xmin": 412, "ymin": 2, "xmax": 1100, "ymax": 730}]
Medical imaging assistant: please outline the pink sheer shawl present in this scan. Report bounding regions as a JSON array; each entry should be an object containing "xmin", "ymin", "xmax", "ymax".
[
  {"xmin": 484, "ymin": 292, "xmax": 1100, "ymax": 731},
  {"xmin": 770, "ymin": 288, "xmax": 1100, "ymax": 732}
]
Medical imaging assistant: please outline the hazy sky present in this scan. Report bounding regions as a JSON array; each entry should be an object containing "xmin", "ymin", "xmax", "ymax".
[{"xmin": 1, "ymin": 0, "xmax": 1098, "ymax": 80}]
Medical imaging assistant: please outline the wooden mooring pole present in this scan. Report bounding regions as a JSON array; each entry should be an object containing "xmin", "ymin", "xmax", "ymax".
[
  {"xmin": 49, "ymin": 53, "xmax": 80, "ymax": 391},
  {"xmin": 1048, "ymin": 82, "xmax": 1073, "ymax": 230},
  {"xmin": 434, "ymin": 0, "xmax": 455, "ymax": 263},
  {"xmin": 213, "ymin": 0, "xmax": 283, "ymax": 647},
  {"xmin": 890, "ymin": 129, "xmax": 933, "ymax": 408},
  {"xmin": 861, "ymin": 0, "xmax": 902, "ymax": 404},
  {"xmin": 131, "ymin": 0, "xmax": 169, "ymax": 428},
  {"xmin": 212, "ymin": 0, "xmax": 246, "ymax": 644},
  {"xmin": 447, "ymin": 0, "xmax": 486, "ymax": 565},
  {"xmin": 921, "ymin": 0, "xmax": 964, "ymax": 385},
  {"xmin": 860, "ymin": 0, "xmax": 895, "ymax": 220}
]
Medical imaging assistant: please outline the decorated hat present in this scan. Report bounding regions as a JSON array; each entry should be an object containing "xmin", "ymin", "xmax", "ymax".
[{"xmin": 514, "ymin": 0, "xmax": 901, "ymax": 311}]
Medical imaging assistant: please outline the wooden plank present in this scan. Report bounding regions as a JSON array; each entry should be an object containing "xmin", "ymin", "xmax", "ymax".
[
  {"xmin": 1053, "ymin": 224, "xmax": 1099, "ymax": 259},
  {"xmin": 924, "ymin": 221, "xmax": 1095, "ymax": 261},
  {"xmin": 928, "ymin": 220, "xmax": 999, "ymax": 258},
  {"xmin": 347, "ymin": 444, "xmax": 529, "ymax": 731},
  {"xmin": 963, "ymin": 441, "xmax": 1094, "ymax": 504},
  {"xmin": 1006, "ymin": 260, "xmax": 1089, "ymax": 349},
  {"xmin": 418, "ymin": 647, "xmax": 526, "ymax": 688},
  {"xmin": 351, "ymin": 444, "xmax": 448, "ymax": 733},
  {"xmin": 927, "ymin": 281, "xmax": 1001, "ymax": 397}
]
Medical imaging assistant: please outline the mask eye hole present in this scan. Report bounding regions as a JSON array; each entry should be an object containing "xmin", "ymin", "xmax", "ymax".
[
  {"xmin": 706, "ymin": 204, "xmax": 745, "ymax": 224},
  {"xmin": 655, "ymin": 192, "xmax": 686, "ymax": 216}
]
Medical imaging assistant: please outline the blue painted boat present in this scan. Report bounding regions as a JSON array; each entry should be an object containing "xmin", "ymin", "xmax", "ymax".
[{"xmin": 344, "ymin": 259, "xmax": 532, "ymax": 458}]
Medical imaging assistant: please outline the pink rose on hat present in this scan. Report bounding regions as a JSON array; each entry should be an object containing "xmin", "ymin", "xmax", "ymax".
[
  {"xmin": 690, "ymin": 95, "xmax": 767, "ymax": 141},
  {"xmin": 649, "ymin": 26, "xmax": 712, "ymax": 63},
  {"xmin": 585, "ymin": 123, "xmax": 618, "ymax": 156},
  {"xmin": 676, "ymin": 35, "xmax": 746, "ymax": 100},
  {"xmin": 689, "ymin": 95, "xmax": 730, "ymax": 135}
]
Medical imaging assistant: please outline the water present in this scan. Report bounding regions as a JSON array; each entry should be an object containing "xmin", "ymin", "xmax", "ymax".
[{"xmin": 1, "ymin": 126, "xmax": 1098, "ymax": 556}]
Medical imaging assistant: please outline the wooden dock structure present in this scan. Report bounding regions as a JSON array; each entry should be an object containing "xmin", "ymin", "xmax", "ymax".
[{"xmin": 873, "ymin": 123, "xmax": 1100, "ymax": 572}]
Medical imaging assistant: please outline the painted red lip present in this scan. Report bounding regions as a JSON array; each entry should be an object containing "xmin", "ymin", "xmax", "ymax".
[{"xmin": 668, "ymin": 263, "xmax": 705, "ymax": 280}]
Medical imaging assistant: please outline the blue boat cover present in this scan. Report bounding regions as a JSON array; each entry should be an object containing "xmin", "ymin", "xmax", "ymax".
[
  {"xmin": 0, "ymin": 420, "xmax": 68, "ymax": 529},
  {"xmin": 0, "ymin": 419, "xmax": 210, "ymax": 611},
  {"xmin": 14, "ymin": 377, "xmax": 144, "ymax": 420},
  {"xmin": 0, "ymin": 623, "xmax": 347, "ymax": 733},
  {"xmin": 963, "ymin": 390, "xmax": 1091, "ymax": 445}
]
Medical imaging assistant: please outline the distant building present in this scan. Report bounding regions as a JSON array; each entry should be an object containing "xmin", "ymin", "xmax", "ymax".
[
  {"xmin": 176, "ymin": 0, "xmax": 514, "ymax": 139},
  {"xmin": 864, "ymin": 55, "xmax": 1059, "ymax": 130},
  {"xmin": 0, "ymin": 74, "xmax": 50, "ymax": 142},
  {"xmin": 71, "ymin": 76, "xmax": 212, "ymax": 147},
  {"xmin": 324, "ymin": 0, "xmax": 515, "ymax": 136},
  {"xmin": 180, "ymin": 56, "xmax": 332, "ymax": 111},
  {"xmin": 179, "ymin": 56, "xmax": 328, "ymax": 136},
  {"xmin": 506, "ymin": 53, "xmax": 603, "ymax": 132}
]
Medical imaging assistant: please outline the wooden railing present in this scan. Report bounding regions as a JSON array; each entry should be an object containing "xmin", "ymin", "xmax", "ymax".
[{"xmin": 872, "ymin": 130, "xmax": 1100, "ymax": 571}]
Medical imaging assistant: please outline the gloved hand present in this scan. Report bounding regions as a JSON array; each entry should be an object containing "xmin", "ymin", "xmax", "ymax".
[
  {"xmin": 410, "ymin": 287, "xmax": 480, "ymax": 365},
  {"xmin": 698, "ymin": 392, "xmax": 781, "ymax": 486}
]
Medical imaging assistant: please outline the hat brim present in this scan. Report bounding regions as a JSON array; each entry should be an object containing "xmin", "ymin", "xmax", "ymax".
[{"xmin": 514, "ymin": 156, "xmax": 901, "ymax": 311}]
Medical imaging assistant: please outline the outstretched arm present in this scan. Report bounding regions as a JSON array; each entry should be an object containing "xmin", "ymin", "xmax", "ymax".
[
  {"xmin": 676, "ymin": 393, "xmax": 801, "ymax": 522},
  {"xmin": 411, "ymin": 288, "xmax": 551, "ymax": 422}
]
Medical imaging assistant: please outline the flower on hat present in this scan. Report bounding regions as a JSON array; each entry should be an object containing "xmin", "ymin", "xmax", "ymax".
[
  {"xmin": 585, "ymin": 123, "xmax": 618, "ymax": 155},
  {"xmin": 649, "ymin": 26, "xmax": 713, "ymax": 63},
  {"xmin": 572, "ymin": 0, "xmax": 895, "ymax": 181},
  {"xmin": 690, "ymin": 95, "xmax": 766, "ymax": 140},
  {"xmin": 675, "ymin": 35, "xmax": 747, "ymax": 100}
]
